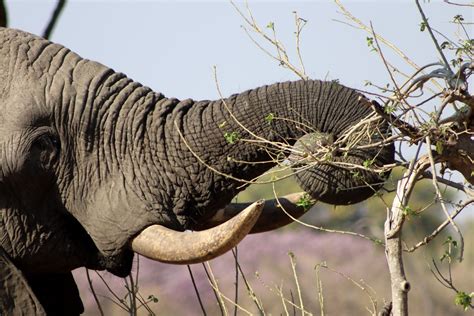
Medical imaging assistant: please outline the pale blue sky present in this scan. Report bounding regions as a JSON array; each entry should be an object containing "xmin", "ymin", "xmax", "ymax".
[{"xmin": 6, "ymin": 1, "xmax": 471, "ymax": 100}]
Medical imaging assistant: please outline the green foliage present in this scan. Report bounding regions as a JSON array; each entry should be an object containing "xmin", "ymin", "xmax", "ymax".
[
  {"xmin": 224, "ymin": 131, "xmax": 240, "ymax": 144},
  {"xmin": 366, "ymin": 37, "xmax": 377, "ymax": 52},
  {"xmin": 435, "ymin": 141, "xmax": 444, "ymax": 155},
  {"xmin": 296, "ymin": 193, "xmax": 315, "ymax": 211},
  {"xmin": 419, "ymin": 20, "xmax": 428, "ymax": 32},
  {"xmin": 402, "ymin": 205, "xmax": 418, "ymax": 218},
  {"xmin": 456, "ymin": 39, "xmax": 473, "ymax": 57},
  {"xmin": 266, "ymin": 21, "xmax": 275, "ymax": 30},
  {"xmin": 384, "ymin": 103, "xmax": 396, "ymax": 114},
  {"xmin": 363, "ymin": 159, "xmax": 374, "ymax": 168},
  {"xmin": 453, "ymin": 14, "xmax": 464, "ymax": 23},
  {"xmin": 440, "ymin": 236, "xmax": 458, "ymax": 262},
  {"xmin": 454, "ymin": 291, "xmax": 473, "ymax": 311},
  {"xmin": 440, "ymin": 41, "xmax": 452, "ymax": 50},
  {"xmin": 265, "ymin": 112, "xmax": 275, "ymax": 123},
  {"xmin": 350, "ymin": 170, "xmax": 362, "ymax": 180}
]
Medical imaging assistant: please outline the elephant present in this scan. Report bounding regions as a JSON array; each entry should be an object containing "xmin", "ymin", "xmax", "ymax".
[{"xmin": 0, "ymin": 27, "xmax": 394, "ymax": 315}]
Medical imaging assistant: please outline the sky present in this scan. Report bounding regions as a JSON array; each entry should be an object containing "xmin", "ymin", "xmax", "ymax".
[{"xmin": 6, "ymin": 0, "xmax": 472, "ymax": 100}]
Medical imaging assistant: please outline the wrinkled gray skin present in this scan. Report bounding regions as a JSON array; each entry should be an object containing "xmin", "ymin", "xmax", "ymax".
[{"xmin": 0, "ymin": 28, "xmax": 394, "ymax": 315}]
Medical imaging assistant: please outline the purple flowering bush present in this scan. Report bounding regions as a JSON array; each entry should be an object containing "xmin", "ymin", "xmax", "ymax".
[{"xmin": 74, "ymin": 220, "xmax": 473, "ymax": 315}]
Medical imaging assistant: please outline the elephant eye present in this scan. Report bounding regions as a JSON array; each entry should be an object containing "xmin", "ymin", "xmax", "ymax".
[
  {"xmin": 31, "ymin": 132, "xmax": 61, "ymax": 168},
  {"xmin": 33, "ymin": 134, "xmax": 59, "ymax": 151}
]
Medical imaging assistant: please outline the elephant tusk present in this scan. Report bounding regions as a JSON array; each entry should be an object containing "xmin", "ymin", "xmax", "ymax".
[
  {"xmin": 129, "ymin": 200, "xmax": 264, "ymax": 264},
  {"xmin": 196, "ymin": 192, "xmax": 313, "ymax": 234}
]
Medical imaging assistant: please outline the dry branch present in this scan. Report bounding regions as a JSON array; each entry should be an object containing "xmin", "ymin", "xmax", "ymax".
[{"xmin": 0, "ymin": 0, "xmax": 7, "ymax": 27}]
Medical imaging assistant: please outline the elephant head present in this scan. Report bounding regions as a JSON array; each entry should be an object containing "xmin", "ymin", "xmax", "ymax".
[{"xmin": 0, "ymin": 28, "xmax": 394, "ymax": 315}]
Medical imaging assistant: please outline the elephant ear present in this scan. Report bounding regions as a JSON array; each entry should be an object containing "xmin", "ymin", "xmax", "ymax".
[{"xmin": 0, "ymin": 247, "xmax": 84, "ymax": 316}]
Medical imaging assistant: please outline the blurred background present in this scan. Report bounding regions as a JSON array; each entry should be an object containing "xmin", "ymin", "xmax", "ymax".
[{"xmin": 5, "ymin": 0, "xmax": 473, "ymax": 314}]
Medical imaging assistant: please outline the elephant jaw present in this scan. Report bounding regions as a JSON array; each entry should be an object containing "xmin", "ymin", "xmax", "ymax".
[{"xmin": 129, "ymin": 200, "xmax": 263, "ymax": 264}]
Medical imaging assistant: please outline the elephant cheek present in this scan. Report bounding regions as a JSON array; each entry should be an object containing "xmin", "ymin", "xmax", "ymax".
[{"xmin": 70, "ymin": 176, "xmax": 160, "ymax": 275}]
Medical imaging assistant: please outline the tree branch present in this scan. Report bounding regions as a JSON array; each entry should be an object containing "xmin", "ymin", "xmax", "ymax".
[
  {"xmin": 43, "ymin": 0, "xmax": 66, "ymax": 40},
  {"xmin": 415, "ymin": 0, "xmax": 452, "ymax": 72},
  {"xmin": 0, "ymin": 0, "xmax": 7, "ymax": 28},
  {"xmin": 385, "ymin": 153, "xmax": 431, "ymax": 316}
]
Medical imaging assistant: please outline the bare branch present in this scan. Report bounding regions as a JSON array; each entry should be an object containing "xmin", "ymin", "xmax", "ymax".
[
  {"xmin": 444, "ymin": 0, "xmax": 474, "ymax": 7},
  {"xmin": 426, "ymin": 136, "xmax": 465, "ymax": 261},
  {"xmin": 43, "ymin": 0, "xmax": 67, "ymax": 40},
  {"xmin": 85, "ymin": 269, "xmax": 105, "ymax": 316},
  {"xmin": 187, "ymin": 265, "xmax": 207, "ymax": 316},
  {"xmin": 385, "ymin": 148, "xmax": 430, "ymax": 316},
  {"xmin": 406, "ymin": 199, "xmax": 474, "ymax": 252},
  {"xmin": 415, "ymin": 0, "xmax": 452, "ymax": 72},
  {"xmin": 0, "ymin": 0, "xmax": 7, "ymax": 27}
]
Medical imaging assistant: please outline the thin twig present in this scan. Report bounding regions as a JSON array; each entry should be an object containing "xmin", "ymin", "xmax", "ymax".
[
  {"xmin": 321, "ymin": 264, "xmax": 378, "ymax": 315},
  {"xmin": 230, "ymin": 0, "xmax": 308, "ymax": 79},
  {"xmin": 86, "ymin": 269, "xmax": 105, "ymax": 316},
  {"xmin": 231, "ymin": 250, "xmax": 266, "ymax": 315},
  {"xmin": 233, "ymin": 247, "xmax": 239, "ymax": 316},
  {"xmin": 443, "ymin": 0, "xmax": 474, "ymax": 7},
  {"xmin": 288, "ymin": 253, "xmax": 305, "ymax": 316},
  {"xmin": 272, "ymin": 183, "xmax": 385, "ymax": 246},
  {"xmin": 293, "ymin": 11, "xmax": 307, "ymax": 77},
  {"xmin": 43, "ymin": 0, "xmax": 66, "ymax": 40},
  {"xmin": 128, "ymin": 272, "xmax": 138, "ymax": 315},
  {"xmin": 425, "ymin": 136, "xmax": 464, "ymax": 261},
  {"xmin": 414, "ymin": 0, "xmax": 452, "ymax": 71},
  {"xmin": 314, "ymin": 264, "xmax": 325, "ymax": 316},
  {"xmin": 203, "ymin": 262, "xmax": 228, "ymax": 316},
  {"xmin": 207, "ymin": 281, "xmax": 253, "ymax": 316},
  {"xmin": 334, "ymin": 0, "xmax": 443, "ymax": 91},
  {"xmin": 406, "ymin": 199, "xmax": 474, "ymax": 252},
  {"xmin": 94, "ymin": 271, "xmax": 130, "ymax": 312},
  {"xmin": 370, "ymin": 22, "xmax": 401, "ymax": 96},
  {"xmin": 0, "ymin": 0, "xmax": 7, "ymax": 27},
  {"xmin": 187, "ymin": 265, "xmax": 208, "ymax": 316}
]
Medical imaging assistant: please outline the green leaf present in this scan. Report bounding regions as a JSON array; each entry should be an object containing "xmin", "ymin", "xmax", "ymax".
[
  {"xmin": 454, "ymin": 291, "xmax": 472, "ymax": 311},
  {"xmin": 440, "ymin": 41, "xmax": 451, "ymax": 50},
  {"xmin": 384, "ymin": 104, "xmax": 396, "ymax": 114},
  {"xmin": 440, "ymin": 251, "xmax": 451, "ymax": 262},
  {"xmin": 419, "ymin": 20, "xmax": 428, "ymax": 32},
  {"xmin": 453, "ymin": 14, "xmax": 464, "ymax": 23},
  {"xmin": 443, "ymin": 236, "xmax": 454, "ymax": 245},
  {"xmin": 363, "ymin": 159, "xmax": 373, "ymax": 168},
  {"xmin": 296, "ymin": 193, "xmax": 315, "ymax": 212},
  {"xmin": 224, "ymin": 131, "xmax": 240, "ymax": 144},
  {"xmin": 402, "ymin": 205, "xmax": 417, "ymax": 218},
  {"xmin": 435, "ymin": 141, "xmax": 444, "ymax": 155},
  {"xmin": 265, "ymin": 113, "xmax": 275, "ymax": 123},
  {"xmin": 366, "ymin": 37, "xmax": 377, "ymax": 52},
  {"xmin": 366, "ymin": 36, "xmax": 374, "ymax": 46},
  {"xmin": 266, "ymin": 21, "xmax": 275, "ymax": 30}
]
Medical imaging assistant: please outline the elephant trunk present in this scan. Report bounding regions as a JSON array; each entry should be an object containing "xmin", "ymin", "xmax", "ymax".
[{"xmin": 168, "ymin": 80, "xmax": 393, "ymax": 222}]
